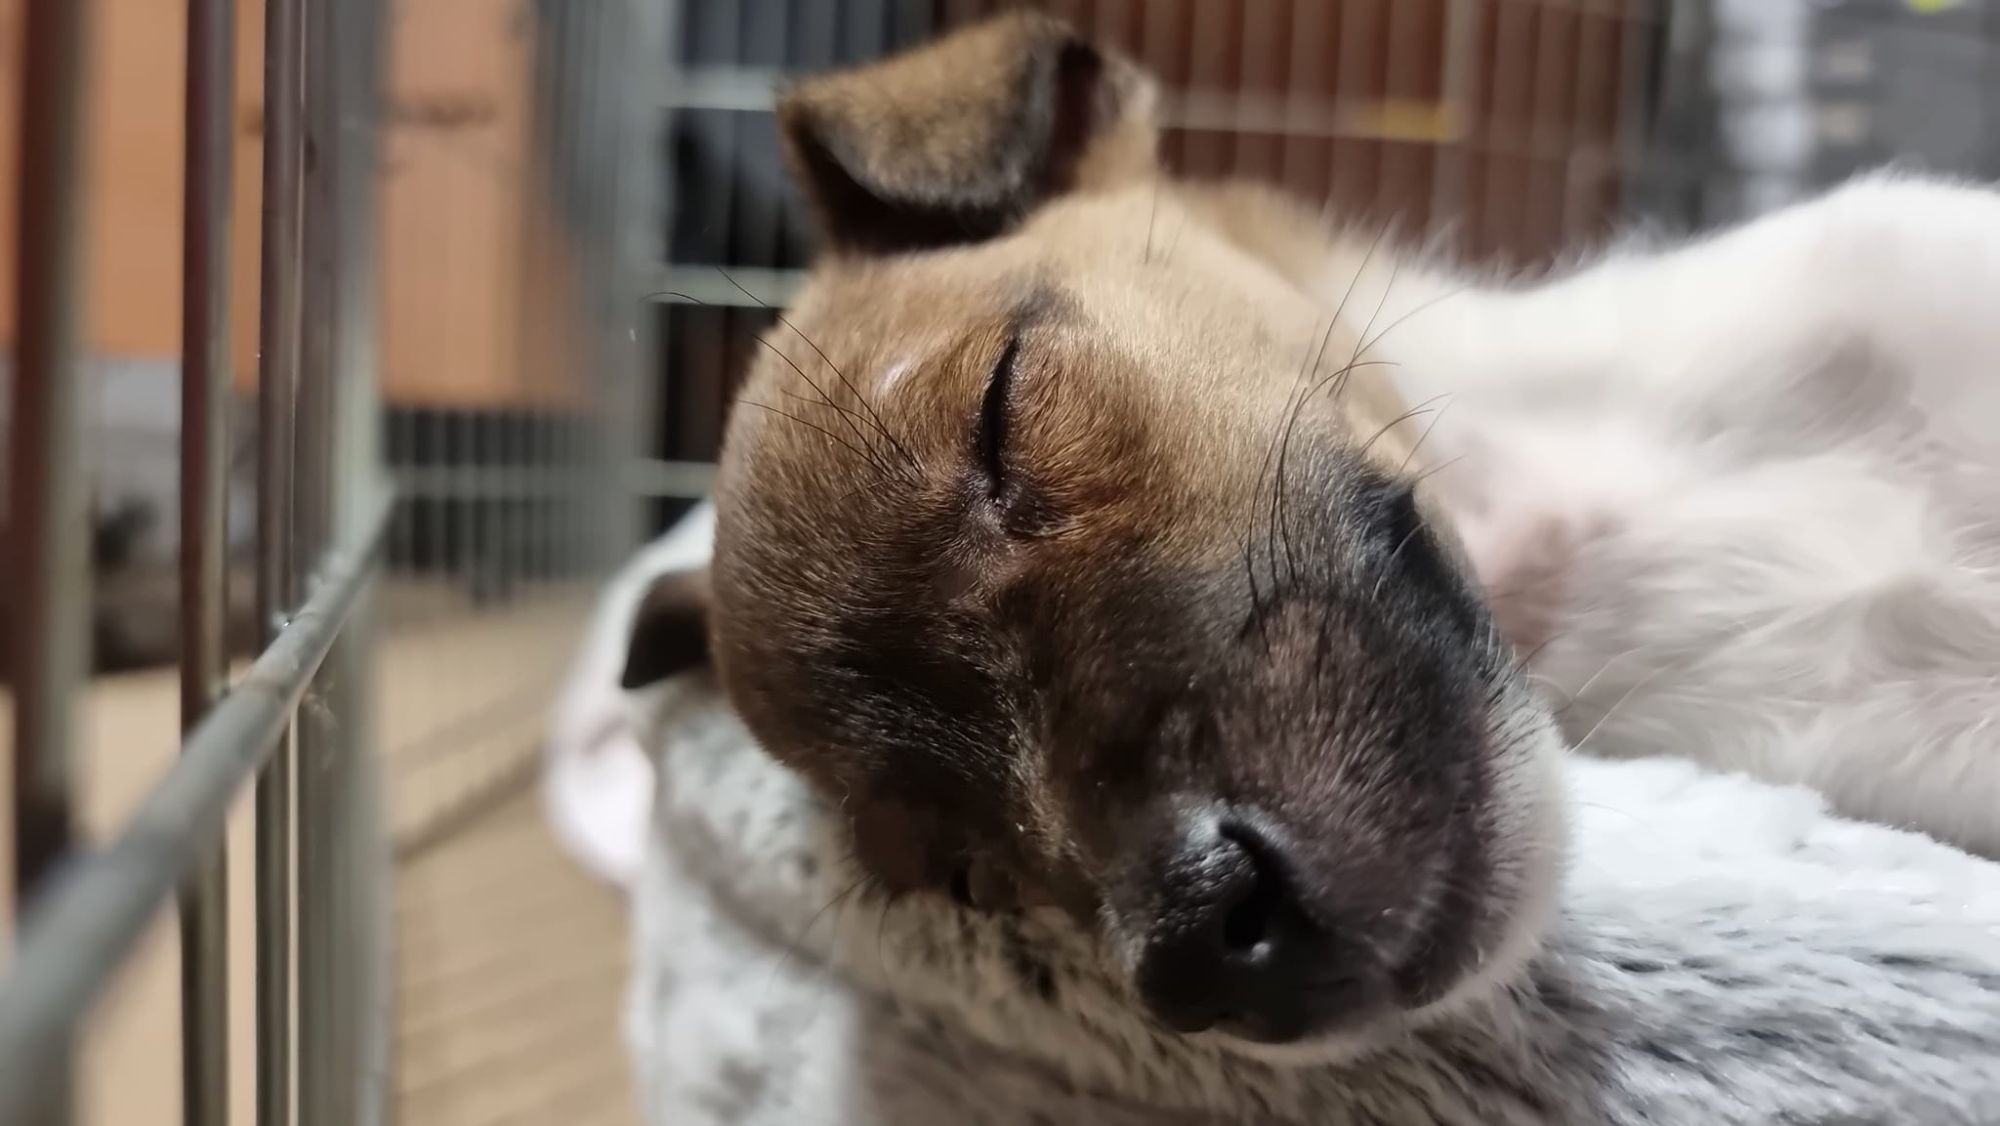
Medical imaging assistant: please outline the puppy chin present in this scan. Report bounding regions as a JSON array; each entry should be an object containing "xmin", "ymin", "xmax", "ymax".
[{"xmin": 1409, "ymin": 717, "xmax": 1570, "ymax": 1025}]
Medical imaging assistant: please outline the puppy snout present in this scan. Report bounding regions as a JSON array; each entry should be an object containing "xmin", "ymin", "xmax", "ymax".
[{"xmin": 1134, "ymin": 812, "xmax": 1385, "ymax": 1042}]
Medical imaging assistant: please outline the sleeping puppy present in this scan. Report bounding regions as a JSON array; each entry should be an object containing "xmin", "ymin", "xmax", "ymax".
[{"xmin": 597, "ymin": 11, "xmax": 2000, "ymax": 1058}]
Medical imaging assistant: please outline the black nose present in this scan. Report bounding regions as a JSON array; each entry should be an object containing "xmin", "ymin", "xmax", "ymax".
[{"xmin": 1135, "ymin": 814, "xmax": 1382, "ymax": 1042}]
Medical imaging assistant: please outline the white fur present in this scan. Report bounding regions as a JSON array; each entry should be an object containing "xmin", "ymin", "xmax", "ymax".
[
  {"xmin": 1370, "ymin": 173, "xmax": 2000, "ymax": 856},
  {"xmin": 877, "ymin": 354, "xmax": 916, "ymax": 396}
]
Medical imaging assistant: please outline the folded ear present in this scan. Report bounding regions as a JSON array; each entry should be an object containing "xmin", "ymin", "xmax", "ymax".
[
  {"xmin": 620, "ymin": 568, "xmax": 713, "ymax": 690},
  {"xmin": 777, "ymin": 11, "xmax": 1158, "ymax": 254}
]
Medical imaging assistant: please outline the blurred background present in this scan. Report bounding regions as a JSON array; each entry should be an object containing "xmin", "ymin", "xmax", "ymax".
[{"xmin": 1, "ymin": 0, "xmax": 1995, "ymax": 1124}]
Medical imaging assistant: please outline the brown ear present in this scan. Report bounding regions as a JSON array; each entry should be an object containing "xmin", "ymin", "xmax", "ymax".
[
  {"xmin": 777, "ymin": 12, "xmax": 1158, "ymax": 253},
  {"xmin": 620, "ymin": 568, "xmax": 714, "ymax": 690}
]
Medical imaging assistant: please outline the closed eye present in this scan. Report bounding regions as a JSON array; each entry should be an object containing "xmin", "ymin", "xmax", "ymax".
[{"xmin": 978, "ymin": 334, "xmax": 1020, "ymax": 499}]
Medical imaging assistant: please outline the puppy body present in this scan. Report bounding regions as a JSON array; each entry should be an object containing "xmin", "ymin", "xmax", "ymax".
[
  {"xmin": 540, "ymin": 11, "xmax": 2000, "ymax": 1113},
  {"xmin": 1377, "ymin": 174, "xmax": 2000, "ymax": 856},
  {"xmin": 557, "ymin": 172, "xmax": 2000, "ymax": 887}
]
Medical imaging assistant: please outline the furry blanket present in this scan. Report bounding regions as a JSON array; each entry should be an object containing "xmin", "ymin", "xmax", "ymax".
[{"xmin": 628, "ymin": 636, "xmax": 2000, "ymax": 1125}]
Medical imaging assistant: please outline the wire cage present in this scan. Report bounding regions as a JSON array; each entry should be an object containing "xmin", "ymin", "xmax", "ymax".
[
  {"xmin": 0, "ymin": 0, "xmax": 654, "ymax": 1124},
  {"xmin": 4, "ymin": 0, "xmax": 1999, "ymax": 1124},
  {"xmin": 648, "ymin": 0, "xmax": 1671, "ymax": 496},
  {"xmin": 649, "ymin": 0, "xmax": 2000, "ymax": 487}
]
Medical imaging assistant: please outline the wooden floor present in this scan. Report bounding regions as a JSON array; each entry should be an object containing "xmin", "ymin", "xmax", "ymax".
[
  {"xmin": 396, "ymin": 793, "xmax": 636, "ymax": 1126},
  {"xmin": 3, "ymin": 581, "xmax": 640, "ymax": 1125}
]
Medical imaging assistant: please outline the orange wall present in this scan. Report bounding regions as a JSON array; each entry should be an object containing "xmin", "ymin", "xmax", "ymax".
[
  {"xmin": 0, "ymin": 0, "xmax": 557, "ymax": 410},
  {"xmin": 378, "ymin": 0, "xmax": 550, "ymax": 410}
]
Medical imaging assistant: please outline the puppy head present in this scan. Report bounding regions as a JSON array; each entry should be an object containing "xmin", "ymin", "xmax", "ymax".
[{"xmin": 628, "ymin": 14, "xmax": 1564, "ymax": 1052}]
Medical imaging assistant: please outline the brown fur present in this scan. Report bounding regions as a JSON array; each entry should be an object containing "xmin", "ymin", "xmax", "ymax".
[{"xmin": 626, "ymin": 13, "xmax": 1557, "ymax": 1046}]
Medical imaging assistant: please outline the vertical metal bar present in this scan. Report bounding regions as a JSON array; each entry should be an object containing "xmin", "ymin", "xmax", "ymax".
[
  {"xmin": 1231, "ymin": 0, "xmax": 1278, "ymax": 181},
  {"xmin": 891, "ymin": 0, "xmax": 933, "ymax": 48},
  {"xmin": 1138, "ymin": 0, "xmax": 1166, "ymax": 168},
  {"xmin": 556, "ymin": 4, "xmax": 580, "ymax": 585},
  {"xmin": 635, "ymin": 0, "xmax": 682, "ymax": 557},
  {"xmin": 450, "ymin": 258, "xmax": 472, "ymax": 595},
  {"xmin": 557, "ymin": 4, "xmax": 587, "ymax": 589},
  {"xmin": 325, "ymin": 0, "xmax": 389, "ymax": 1116},
  {"xmin": 843, "ymin": 0, "xmax": 889, "ymax": 64},
  {"xmin": 1432, "ymin": 0, "xmax": 1481, "ymax": 253},
  {"xmin": 557, "ymin": 4, "xmax": 583, "ymax": 585},
  {"xmin": 614, "ymin": 0, "xmax": 656, "ymax": 569},
  {"xmin": 1185, "ymin": 0, "xmax": 1228, "ymax": 176},
  {"xmin": 6, "ymin": 0, "xmax": 96, "ymax": 1115},
  {"xmin": 1483, "ymin": 0, "xmax": 1534, "ymax": 264},
  {"xmin": 1282, "ymin": 0, "xmax": 1331, "ymax": 202},
  {"xmin": 1524, "ymin": 0, "xmax": 1572, "ymax": 262},
  {"xmin": 179, "ymin": 0, "xmax": 237, "ymax": 1121},
  {"xmin": 296, "ymin": 0, "xmax": 338, "ymax": 1120},
  {"xmin": 580, "ymin": 0, "xmax": 615, "ymax": 584},
  {"xmin": 517, "ymin": 4, "xmax": 553, "ymax": 596},
  {"xmin": 255, "ymin": 0, "xmax": 308, "ymax": 1122},
  {"xmin": 1612, "ymin": 0, "xmax": 1657, "ymax": 212},
  {"xmin": 1377, "ymin": 0, "xmax": 1415, "ymax": 225},
  {"xmin": 1331, "ymin": 0, "xmax": 1382, "ymax": 215},
  {"xmin": 8, "ymin": 0, "xmax": 93, "ymax": 902},
  {"xmin": 425, "ymin": 410, "xmax": 443, "ymax": 594},
  {"xmin": 521, "ymin": 22, "xmax": 546, "ymax": 594},
  {"xmin": 475, "ymin": 0, "xmax": 505, "ymax": 597},
  {"xmin": 325, "ymin": 0, "xmax": 358, "ymax": 1111},
  {"xmin": 1562, "ymin": 1, "xmax": 1603, "ymax": 243}
]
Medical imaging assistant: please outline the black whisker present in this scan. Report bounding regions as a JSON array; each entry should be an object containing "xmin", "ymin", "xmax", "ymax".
[
  {"xmin": 1269, "ymin": 315, "xmax": 1341, "ymax": 589},
  {"xmin": 737, "ymin": 399, "xmax": 899, "ymax": 477},
  {"xmin": 717, "ymin": 267, "xmax": 922, "ymax": 473},
  {"xmin": 772, "ymin": 385, "xmax": 904, "ymax": 470},
  {"xmin": 1283, "ymin": 314, "xmax": 1349, "ymax": 575},
  {"xmin": 1301, "ymin": 357, "xmax": 1401, "ymax": 402},
  {"xmin": 670, "ymin": 284, "xmax": 894, "ymax": 476},
  {"xmin": 1356, "ymin": 395, "xmax": 1451, "ymax": 462},
  {"xmin": 1332, "ymin": 284, "xmax": 1468, "ymax": 403},
  {"xmin": 1259, "ymin": 225, "xmax": 1394, "ymax": 594},
  {"xmin": 1346, "ymin": 257, "xmax": 1403, "ymax": 385},
  {"xmin": 748, "ymin": 333, "xmax": 901, "ymax": 477},
  {"xmin": 1143, "ymin": 179, "xmax": 1161, "ymax": 265},
  {"xmin": 1398, "ymin": 395, "xmax": 1453, "ymax": 475},
  {"xmin": 1412, "ymin": 453, "xmax": 1466, "ymax": 487}
]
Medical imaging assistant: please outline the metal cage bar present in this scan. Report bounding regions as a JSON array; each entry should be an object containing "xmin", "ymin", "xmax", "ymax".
[
  {"xmin": 0, "ymin": 511, "xmax": 389, "ymax": 1122},
  {"xmin": 255, "ymin": 0, "xmax": 309, "ymax": 1122},
  {"xmin": 0, "ymin": 0, "xmax": 393, "ymax": 1122},
  {"xmin": 3, "ymin": 0, "xmax": 97, "ymax": 1118},
  {"xmin": 296, "ymin": 0, "xmax": 344, "ymax": 1113},
  {"xmin": 178, "ymin": 1, "xmax": 238, "ymax": 1122}
]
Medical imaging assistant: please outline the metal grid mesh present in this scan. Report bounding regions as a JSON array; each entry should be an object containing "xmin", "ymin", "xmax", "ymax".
[
  {"xmin": 0, "ymin": 0, "xmax": 653, "ymax": 1123},
  {"xmin": 649, "ymin": 0, "xmax": 1665, "ymax": 496},
  {"xmin": 1640, "ymin": 1, "xmax": 2000, "ymax": 225},
  {"xmin": 375, "ymin": 0, "xmax": 655, "ymax": 851},
  {"xmin": 648, "ymin": 0, "xmax": 2000, "ymax": 511}
]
